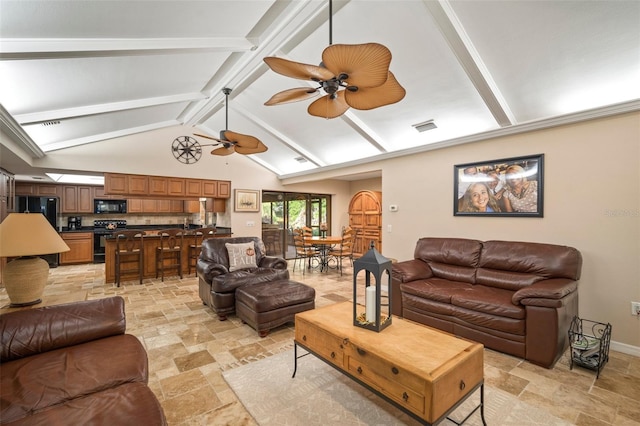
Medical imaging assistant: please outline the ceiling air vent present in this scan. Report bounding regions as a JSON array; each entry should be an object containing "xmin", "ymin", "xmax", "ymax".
[
  {"xmin": 41, "ymin": 120, "xmax": 61, "ymax": 127},
  {"xmin": 294, "ymin": 156, "xmax": 308, "ymax": 163},
  {"xmin": 412, "ymin": 119, "xmax": 437, "ymax": 133}
]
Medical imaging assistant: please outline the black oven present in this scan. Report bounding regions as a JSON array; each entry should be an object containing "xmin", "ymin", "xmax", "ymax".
[{"xmin": 93, "ymin": 220, "xmax": 127, "ymax": 263}]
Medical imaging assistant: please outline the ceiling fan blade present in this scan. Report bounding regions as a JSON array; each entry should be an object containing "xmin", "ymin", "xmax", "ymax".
[
  {"xmin": 345, "ymin": 71, "xmax": 406, "ymax": 110},
  {"xmin": 264, "ymin": 57, "xmax": 335, "ymax": 81},
  {"xmin": 222, "ymin": 130, "xmax": 261, "ymax": 149},
  {"xmin": 210, "ymin": 146, "xmax": 235, "ymax": 156},
  {"xmin": 193, "ymin": 132, "xmax": 222, "ymax": 142},
  {"xmin": 321, "ymin": 43, "xmax": 392, "ymax": 88},
  {"xmin": 264, "ymin": 87, "xmax": 320, "ymax": 106},
  {"xmin": 307, "ymin": 91, "xmax": 350, "ymax": 119},
  {"xmin": 235, "ymin": 140, "xmax": 268, "ymax": 155}
]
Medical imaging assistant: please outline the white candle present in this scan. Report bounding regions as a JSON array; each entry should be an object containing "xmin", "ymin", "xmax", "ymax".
[{"xmin": 365, "ymin": 286, "xmax": 376, "ymax": 322}]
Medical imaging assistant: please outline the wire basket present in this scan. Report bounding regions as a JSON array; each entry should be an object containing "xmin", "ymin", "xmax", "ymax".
[{"xmin": 568, "ymin": 316, "xmax": 611, "ymax": 378}]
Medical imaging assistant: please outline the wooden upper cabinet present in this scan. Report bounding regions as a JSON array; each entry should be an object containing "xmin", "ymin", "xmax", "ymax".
[
  {"xmin": 104, "ymin": 173, "xmax": 228, "ymax": 199},
  {"xmin": 104, "ymin": 173, "xmax": 128, "ymax": 195},
  {"xmin": 167, "ymin": 178, "xmax": 185, "ymax": 196},
  {"xmin": 185, "ymin": 179, "xmax": 202, "ymax": 197},
  {"xmin": 217, "ymin": 181, "xmax": 231, "ymax": 198},
  {"xmin": 148, "ymin": 176, "xmax": 168, "ymax": 196},
  {"xmin": 202, "ymin": 180, "xmax": 231, "ymax": 198},
  {"xmin": 128, "ymin": 175, "xmax": 148, "ymax": 195},
  {"xmin": 15, "ymin": 183, "xmax": 61, "ymax": 197},
  {"xmin": 77, "ymin": 186, "xmax": 92, "ymax": 213}
]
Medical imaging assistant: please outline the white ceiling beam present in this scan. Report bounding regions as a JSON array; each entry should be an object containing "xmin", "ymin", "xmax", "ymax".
[
  {"xmin": 0, "ymin": 38, "xmax": 257, "ymax": 59},
  {"xmin": 424, "ymin": 0, "xmax": 515, "ymax": 127},
  {"xmin": 37, "ymin": 120, "xmax": 180, "ymax": 152},
  {"xmin": 230, "ymin": 103, "xmax": 325, "ymax": 167},
  {"xmin": 15, "ymin": 93, "xmax": 206, "ymax": 124}
]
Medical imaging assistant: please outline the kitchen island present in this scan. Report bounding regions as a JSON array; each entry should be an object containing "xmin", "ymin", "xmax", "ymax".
[{"xmin": 104, "ymin": 227, "xmax": 231, "ymax": 283}]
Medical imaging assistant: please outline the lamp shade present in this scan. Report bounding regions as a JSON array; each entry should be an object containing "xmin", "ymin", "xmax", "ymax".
[{"xmin": 0, "ymin": 213, "xmax": 70, "ymax": 257}]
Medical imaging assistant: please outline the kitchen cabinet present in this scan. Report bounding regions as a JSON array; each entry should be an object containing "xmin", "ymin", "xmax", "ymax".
[
  {"xmin": 60, "ymin": 232, "xmax": 94, "ymax": 264},
  {"xmin": 128, "ymin": 198, "xmax": 183, "ymax": 213},
  {"xmin": 158, "ymin": 199, "xmax": 184, "ymax": 213},
  {"xmin": 104, "ymin": 172, "xmax": 229, "ymax": 198},
  {"xmin": 185, "ymin": 198, "xmax": 226, "ymax": 213},
  {"xmin": 62, "ymin": 185, "xmax": 93, "ymax": 213},
  {"xmin": 148, "ymin": 176, "xmax": 168, "ymax": 196},
  {"xmin": 167, "ymin": 178, "xmax": 185, "ymax": 196},
  {"xmin": 185, "ymin": 179, "xmax": 202, "ymax": 197},
  {"xmin": 15, "ymin": 183, "xmax": 62, "ymax": 197}
]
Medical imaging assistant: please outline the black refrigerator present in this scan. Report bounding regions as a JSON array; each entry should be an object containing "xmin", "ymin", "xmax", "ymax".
[{"xmin": 15, "ymin": 196, "xmax": 60, "ymax": 268}]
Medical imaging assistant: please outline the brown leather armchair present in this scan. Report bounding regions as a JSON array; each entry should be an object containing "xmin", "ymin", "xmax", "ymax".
[
  {"xmin": 0, "ymin": 296, "xmax": 167, "ymax": 425},
  {"xmin": 196, "ymin": 236, "xmax": 289, "ymax": 320}
]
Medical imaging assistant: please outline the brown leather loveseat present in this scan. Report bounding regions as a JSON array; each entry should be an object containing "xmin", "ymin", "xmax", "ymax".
[
  {"xmin": 391, "ymin": 238, "xmax": 582, "ymax": 368},
  {"xmin": 197, "ymin": 236, "xmax": 289, "ymax": 320},
  {"xmin": 0, "ymin": 296, "xmax": 166, "ymax": 425}
]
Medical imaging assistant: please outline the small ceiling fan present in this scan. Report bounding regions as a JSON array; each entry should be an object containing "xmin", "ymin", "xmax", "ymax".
[
  {"xmin": 263, "ymin": 0, "xmax": 405, "ymax": 119},
  {"xmin": 193, "ymin": 88, "xmax": 268, "ymax": 156}
]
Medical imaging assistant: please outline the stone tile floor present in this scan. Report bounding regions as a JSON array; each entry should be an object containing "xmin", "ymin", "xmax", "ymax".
[{"xmin": 1, "ymin": 262, "xmax": 638, "ymax": 426}]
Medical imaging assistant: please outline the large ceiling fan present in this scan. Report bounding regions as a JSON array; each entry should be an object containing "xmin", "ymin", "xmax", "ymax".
[
  {"xmin": 194, "ymin": 88, "xmax": 268, "ymax": 156},
  {"xmin": 263, "ymin": 0, "xmax": 405, "ymax": 119}
]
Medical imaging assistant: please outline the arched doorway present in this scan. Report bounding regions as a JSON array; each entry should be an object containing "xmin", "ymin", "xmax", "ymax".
[{"xmin": 348, "ymin": 190, "xmax": 382, "ymax": 257}]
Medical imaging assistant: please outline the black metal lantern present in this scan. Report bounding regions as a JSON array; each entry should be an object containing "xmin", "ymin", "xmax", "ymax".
[{"xmin": 353, "ymin": 242, "xmax": 392, "ymax": 332}]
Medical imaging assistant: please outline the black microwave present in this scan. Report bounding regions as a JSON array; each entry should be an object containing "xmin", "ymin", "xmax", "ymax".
[{"xmin": 94, "ymin": 199, "xmax": 127, "ymax": 214}]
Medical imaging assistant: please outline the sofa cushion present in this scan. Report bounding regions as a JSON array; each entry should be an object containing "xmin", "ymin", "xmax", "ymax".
[
  {"xmin": 226, "ymin": 242, "xmax": 258, "ymax": 271},
  {"xmin": 450, "ymin": 285, "xmax": 525, "ymax": 320},
  {"xmin": 401, "ymin": 278, "xmax": 473, "ymax": 304},
  {"xmin": 211, "ymin": 268, "xmax": 290, "ymax": 293},
  {"xmin": 2, "ymin": 382, "xmax": 166, "ymax": 426},
  {"xmin": 477, "ymin": 240, "xmax": 583, "ymax": 290},
  {"xmin": 0, "ymin": 334, "xmax": 147, "ymax": 424}
]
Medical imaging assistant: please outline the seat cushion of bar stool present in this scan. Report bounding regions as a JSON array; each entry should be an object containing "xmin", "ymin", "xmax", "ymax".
[{"xmin": 235, "ymin": 280, "xmax": 315, "ymax": 337}]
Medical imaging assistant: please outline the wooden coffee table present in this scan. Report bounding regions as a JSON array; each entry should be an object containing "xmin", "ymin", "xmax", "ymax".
[{"xmin": 293, "ymin": 302, "xmax": 486, "ymax": 425}]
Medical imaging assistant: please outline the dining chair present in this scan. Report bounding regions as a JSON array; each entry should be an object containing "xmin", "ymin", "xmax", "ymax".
[
  {"xmin": 328, "ymin": 227, "xmax": 355, "ymax": 276},
  {"xmin": 292, "ymin": 228, "xmax": 318, "ymax": 274}
]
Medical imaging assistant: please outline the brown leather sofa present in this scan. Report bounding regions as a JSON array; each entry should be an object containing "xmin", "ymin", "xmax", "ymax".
[
  {"xmin": 391, "ymin": 238, "xmax": 582, "ymax": 368},
  {"xmin": 0, "ymin": 296, "xmax": 167, "ymax": 425},
  {"xmin": 197, "ymin": 236, "xmax": 289, "ymax": 320}
]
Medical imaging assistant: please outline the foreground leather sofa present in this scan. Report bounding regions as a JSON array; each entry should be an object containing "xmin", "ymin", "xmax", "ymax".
[
  {"xmin": 197, "ymin": 236, "xmax": 289, "ymax": 320},
  {"xmin": 0, "ymin": 297, "xmax": 166, "ymax": 425},
  {"xmin": 391, "ymin": 238, "xmax": 582, "ymax": 368}
]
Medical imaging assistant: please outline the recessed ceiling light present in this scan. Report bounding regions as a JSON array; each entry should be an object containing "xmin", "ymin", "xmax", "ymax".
[{"xmin": 412, "ymin": 120, "xmax": 437, "ymax": 133}]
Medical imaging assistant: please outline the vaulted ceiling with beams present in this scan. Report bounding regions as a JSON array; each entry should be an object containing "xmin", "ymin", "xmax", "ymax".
[{"xmin": 1, "ymin": 0, "xmax": 639, "ymax": 181}]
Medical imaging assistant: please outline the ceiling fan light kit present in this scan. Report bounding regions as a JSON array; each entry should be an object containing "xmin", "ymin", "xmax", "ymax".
[{"xmin": 262, "ymin": 0, "xmax": 405, "ymax": 119}]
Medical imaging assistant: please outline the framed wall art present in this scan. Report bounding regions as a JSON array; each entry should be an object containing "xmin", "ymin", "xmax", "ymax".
[
  {"xmin": 234, "ymin": 189, "xmax": 260, "ymax": 212},
  {"xmin": 454, "ymin": 154, "xmax": 544, "ymax": 217}
]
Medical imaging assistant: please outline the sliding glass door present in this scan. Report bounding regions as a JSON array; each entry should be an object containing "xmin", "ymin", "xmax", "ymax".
[{"xmin": 261, "ymin": 191, "xmax": 330, "ymax": 259}]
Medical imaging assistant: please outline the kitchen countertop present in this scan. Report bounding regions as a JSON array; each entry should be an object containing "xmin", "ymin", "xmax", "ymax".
[{"xmin": 60, "ymin": 225, "xmax": 230, "ymax": 234}]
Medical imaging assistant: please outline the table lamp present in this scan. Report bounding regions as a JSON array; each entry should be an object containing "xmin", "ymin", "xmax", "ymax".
[{"xmin": 0, "ymin": 212, "xmax": 70, "ymax": 307}]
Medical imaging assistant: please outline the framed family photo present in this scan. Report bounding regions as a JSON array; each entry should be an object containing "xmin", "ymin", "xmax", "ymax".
[
  {"xmin": 234, "ymin": 189, "xmax": 260, "ymax": 212},
  {"xmin": 454, "ymin": 154, "xmax": 544, "ymax": 217}
]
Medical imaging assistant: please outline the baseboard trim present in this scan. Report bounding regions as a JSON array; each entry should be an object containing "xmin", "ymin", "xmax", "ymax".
[{"xmin": 611, "ymin": 340, "xmax": 640, "ymax": 358}]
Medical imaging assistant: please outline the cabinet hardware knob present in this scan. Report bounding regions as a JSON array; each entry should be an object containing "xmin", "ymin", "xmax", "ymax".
[
  {"xmin": 459, "ymin": 380, "xmax": 466, "ymax": 390},
  {"xmin": 357, "ymin": 348, "xmax": 366, "ymax": 356},
  {"xmin": 342, "ymin": 338, "xmax": 349, "ymax": 345},
  {"xmin": 302, "ymin": 335, "xmax": 307, "ymax": 341},
  {"xmin": 402, "ymin": 392, "xmax": 409, "ymax": 401},
  {"xmin": 391, "ymin": 367, "xmax": 399, "ymax": 375},
  {"xmin": 330, "ymin": 352, "xmax": 335, "ymax": 359},
  {"xmin": 357, "ymin": 366, "xmax": 362, "ymax": 374}
]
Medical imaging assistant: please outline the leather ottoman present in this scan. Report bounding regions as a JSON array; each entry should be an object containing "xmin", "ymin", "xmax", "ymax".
[{"xmin": 235, "ymin": 280, "xmax": 315, "ymax": 337}]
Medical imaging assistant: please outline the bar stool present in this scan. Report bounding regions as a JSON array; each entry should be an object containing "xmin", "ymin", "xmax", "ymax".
[
  {"xmin": 155, "ymin": 229, "xmax": 184, "ymax": 281},
  {"xmin": 113, "ymin": 230, "xmax": 145, "ymax": 287},
  {"xmin": 187, "ymin": 226, "xmax": 216, "ymax": 276}
]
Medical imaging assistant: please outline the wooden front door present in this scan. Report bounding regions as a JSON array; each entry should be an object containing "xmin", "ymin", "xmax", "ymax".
[{"xmin": 349, "ymin": 190, "xmax": 382, "ymax": 257}]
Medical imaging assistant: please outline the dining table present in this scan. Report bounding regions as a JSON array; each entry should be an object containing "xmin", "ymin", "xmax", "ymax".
[{"xmin": 304, "ymin": 235, "xmax": 342, "ymax": 272}]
